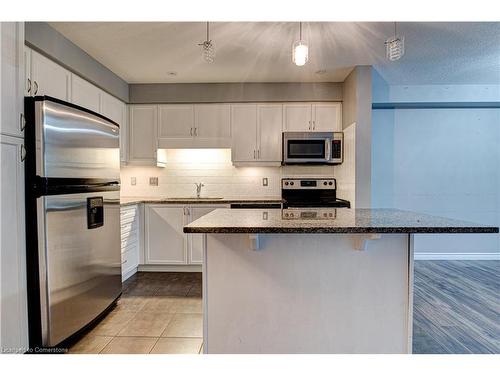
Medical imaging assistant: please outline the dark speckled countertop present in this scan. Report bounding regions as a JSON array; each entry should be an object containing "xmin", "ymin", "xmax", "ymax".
[
  {"xmin": 183, "ymin": 208, "xmax": 499, "ymax": 234},
  {"xmin": 120, "ymin": 196, "xmax": 283, "ymax": 207}
]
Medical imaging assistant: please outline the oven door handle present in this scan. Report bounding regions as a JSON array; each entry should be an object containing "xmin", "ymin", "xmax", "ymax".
[{"xmin": 325, "ymin": 139, "xmax": 331, "ymax": 161}]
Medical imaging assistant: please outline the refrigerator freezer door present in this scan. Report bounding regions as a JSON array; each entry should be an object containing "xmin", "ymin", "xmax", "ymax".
[
  {"xmin": 39, "ymin": 190, "xmax": 121, "ymax": 346},
  {"xmin": 38, "ymin": 99, "xmax": 120, "ymax": 179}
]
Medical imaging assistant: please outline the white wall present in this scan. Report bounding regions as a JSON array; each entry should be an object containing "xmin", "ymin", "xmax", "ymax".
[
  {"xmin": 121, "ymin": 149, "xmax": 337, "ymax": 199},
  {"xmin": 372, "ymin": 79, "xmax": 500, "ymax": 260}
]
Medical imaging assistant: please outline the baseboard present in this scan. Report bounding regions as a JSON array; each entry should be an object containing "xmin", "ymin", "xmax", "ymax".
[
  {"xmin": 138, "ymin": 264, "xmax": 202, "ymax": 272},
  {"xmin": 414, "ymin": 252, "xmax": 500, "ymax": 260}
]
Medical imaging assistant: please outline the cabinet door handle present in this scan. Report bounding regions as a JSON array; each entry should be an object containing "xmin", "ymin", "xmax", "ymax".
[
  {"xmin": 20, "ymin": 144, "xmax": 27, "ymax": 162},
  {"xmin": 257, "ymin": 149, "xmax": 260, "ymax": 159},
  {"xmin": 194, "ymin": 127, "xmax": 197, "ymax": 136},
  {"xmin": 254, "ymin": 150, "xmax": 256, "ymax": 159},
  {"xmin": 190, "ymin": 127, "xmax": 193, "ymax": 136},
  {"xmin": 33, "ymin": 80, "xmax": 39, "ymax": 95},
  {"xmin": 313, "ymin": 120, "xmax": 316, "ymax": 130},
  {"xmin": 308, "ymin": 120, "xmax": 311, "ymax": 130},
  {"xmin": 20, "ymin": 113, "xmax": 26, "ymax": 131},
  {"xmin": 27, "ymin": 78, "xmax": 31, "ymax": 94}
]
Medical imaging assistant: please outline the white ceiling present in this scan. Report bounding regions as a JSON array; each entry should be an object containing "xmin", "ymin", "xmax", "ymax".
[{"xmin": 49, "ymin": 22, "xmax": 500, "ymax": 85}]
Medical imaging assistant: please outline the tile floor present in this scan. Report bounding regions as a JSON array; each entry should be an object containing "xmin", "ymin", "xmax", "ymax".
[{"xmin": 68, "ymin": 272, "xmax": 203, "ymax": 354}]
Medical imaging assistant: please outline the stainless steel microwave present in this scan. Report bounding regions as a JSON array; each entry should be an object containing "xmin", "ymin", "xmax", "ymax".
[{"xmin": 283, "ymin": 132, "xmax": 343, "ymax": 165}]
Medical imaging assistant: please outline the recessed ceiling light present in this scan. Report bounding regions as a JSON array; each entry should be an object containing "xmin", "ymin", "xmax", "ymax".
[
  {"xmin": 315, "ymin": 69, "xmax": 327, "ymax": 75},
  {"xmin": 167, "ymin": 71, "xmax": 177, "ymax": 77}
]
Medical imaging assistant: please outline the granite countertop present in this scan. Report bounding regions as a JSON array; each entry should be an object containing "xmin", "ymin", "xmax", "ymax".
[
  {"xmin": 183, "ymin": 208, "xmax": 499, "ymax": 234},
  {"xmin": 120, "ymin": 196, "xmax": 283, "ymax": 206}
]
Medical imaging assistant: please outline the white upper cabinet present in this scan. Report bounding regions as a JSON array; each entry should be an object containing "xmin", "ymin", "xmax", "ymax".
[
  {"xmin": 157, "ymin": 104, "xmax": 195, "ymax": 147},
  {"xmin": 23, "ymin": 46, "xmax": 31, "ymax": 97},
  {"xmin": 1, "ymin": 22, "xmax": 25, "ymax": 138},
  {"xmin": 283, "ymin": 103, "xmax": 312, "ymax": 131},
  {"xmin": 312, "ymin": 103, "xmax": 342, "ymax": 132},
  {"xmin": 70, "ymin": 74, "xmax": 101, "ymax": 112},
  {"xmin": 128, "ymin": 105, "xmax": 158, "ymax": 165},
  {"xmin": 284, "ymin": 102, "xmax": 342, "ymax": 132},
  {"xmin": 30, "ymin": 50, "xmax": 71, "ymax": 100},
  {"xmin": 100, "ymin": 92, "xmax": 128, "ymax": 163},
  {"xmin": 231, "ymin": 104, "xmax": 257, "ymax": 162},
  {"xmin": 194, "ymin": 104, "xmax": 231, "ymax": 147},
  {"xmin": 257, "ymin": 104, "xmax": 283, "ymax": 162},
  {"xmin": 231, "ymin": 103, "xmax": 282, "ymax": 164},
  {"xmin": 157, "ymin": 103, "xmax": 231, "ymax": 148}
]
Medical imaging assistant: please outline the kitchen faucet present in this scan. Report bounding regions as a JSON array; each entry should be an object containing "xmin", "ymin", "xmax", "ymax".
[{"xmin": 195, "ymin": 182, "xmax": 204, "ymax": 198}]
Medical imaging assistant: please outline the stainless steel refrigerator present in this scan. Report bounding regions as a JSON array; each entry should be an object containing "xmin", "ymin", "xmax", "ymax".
[{"xmin": 24, "ymin": 96, "xmax": 122, "ymax": 348}]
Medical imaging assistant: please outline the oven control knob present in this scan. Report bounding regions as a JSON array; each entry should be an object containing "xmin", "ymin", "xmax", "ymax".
[
  {"xmin": 285, "ymin": 213, "xmax": 289, "ymax": 217},
  {"xmin": 290, "ymin": 182, "xmax": 294, "ymax": 186},
  {"xmin": 323, "ymin": 213, "xmax": 327, "ymax": 217},
  {"xmin": 323, "ymin": 181, "xmax": 327, "ymax": 185},
  {"xmin": 329, "ymin": 181, "xmax": 333, "ymax": 185},
  {"xmin": 329, "ymin": 213, "xmax": 333, "ymax": 217},
  {"xmin": 285, "ymin": 181, "xmax": 289, "ymax": 186}
]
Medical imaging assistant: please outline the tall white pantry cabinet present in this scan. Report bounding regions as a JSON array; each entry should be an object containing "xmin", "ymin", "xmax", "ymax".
[{"xmin": 0, "ymin": 22, "xmax": 29, "ymax": 353}]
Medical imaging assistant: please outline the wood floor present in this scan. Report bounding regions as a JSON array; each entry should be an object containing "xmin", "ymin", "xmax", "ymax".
[{"xmin": 412, "ymin": 260, "xmax": 500, "ymax": 354}]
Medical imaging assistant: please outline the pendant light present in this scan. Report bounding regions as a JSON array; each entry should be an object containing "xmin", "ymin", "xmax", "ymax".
[
  {"xmin": 385, "ymin": 22, "xmax": 405, "ymax": 61},
  {"xmin": 199, "ymin": 22, "xmax": 215, "ymax": 63},
  {"xmin": 292, "ymin": 22, "xmax": 309, "ymax": 66}
]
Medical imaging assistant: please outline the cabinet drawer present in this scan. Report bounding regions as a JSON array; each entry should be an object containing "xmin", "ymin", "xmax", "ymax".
[
  {"xmin": 122, "ymin": 248, "xmax": 138, "ymax": 274},
  {"xmin": 121, "ymin": 221, "xmax": 138, "ymax": 236},
  {"xmin": 121, "ymin": 234, "xmax": 138, "ymax": 252},
  {"xmin": 120, "ymin": 207, "xmax": 138, "ymax": 222}
]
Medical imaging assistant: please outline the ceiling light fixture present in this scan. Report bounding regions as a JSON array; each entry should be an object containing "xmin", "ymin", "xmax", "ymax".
[
  {"xmin": 199, "ymin": 21, "xmax": 215, "ymax": 63},
  {"xmin": 385, "ymin": 22, "xmax": 405, "ymax": 61},
  {"xmin": 292, "ymin": 22, "xmax": 309, "ymax": 66}
]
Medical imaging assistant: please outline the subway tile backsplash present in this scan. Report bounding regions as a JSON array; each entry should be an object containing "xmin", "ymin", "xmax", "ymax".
[{"xmin": 120, "ymin": 149, "xmax": 335, "ymax": 198}]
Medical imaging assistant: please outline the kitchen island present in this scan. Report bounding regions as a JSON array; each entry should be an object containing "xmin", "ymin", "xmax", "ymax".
[{"xmin": 184, "ymin": 208, "xmax": 498, "ymax": 354}]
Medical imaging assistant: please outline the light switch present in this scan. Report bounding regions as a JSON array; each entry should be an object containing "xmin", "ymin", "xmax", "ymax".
[
  {"xmin": 149, "ymin": 177, "xmax": 158, "ymax": 186},
  {"xmin": 262, "ymin": 178, "xmax": 268, "ymax": 187},
  {"xmin": 131, "ymin": 177, "xmax": 137, "ymax": 186}
]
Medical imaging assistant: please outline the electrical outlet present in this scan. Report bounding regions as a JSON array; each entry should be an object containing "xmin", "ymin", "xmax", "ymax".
[
  {"xmin": 149, "ymin": 177, "xmax": 158, "ymax": 186},
  {"xmin": 262, "ymin": 177, "xmax": 268, "ymax": 187},
  {"xmin": 131, "ymin": 177, "xmax": 137, "ymax": 186}
]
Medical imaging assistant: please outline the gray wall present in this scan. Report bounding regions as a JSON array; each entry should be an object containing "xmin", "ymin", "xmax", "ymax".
[
  {"xmin": 129, "ymin": 82, "xmax": 343, "ymax": 103},
  {"xmin": 25, "ymin": 22, "xmax": 129, "ymax": 102},
  {"xmin": 342, "ymin": 66, "xmax": 372, "ymax": 208}
]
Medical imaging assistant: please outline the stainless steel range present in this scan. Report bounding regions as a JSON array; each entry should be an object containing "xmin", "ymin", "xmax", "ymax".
[
  {"xmin": 281, "ymin": 178, "xmax": 350, "ymax": 208},
  {"xmin": 281, "ymin": 177, "xmax": 350, "ymax": 219}
]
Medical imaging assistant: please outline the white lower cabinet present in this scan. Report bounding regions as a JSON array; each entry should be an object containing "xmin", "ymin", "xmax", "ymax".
[
  {"xmin": 144, "ymin": 204, "xmax": 228, "ymax": 266},
  {"xmin": 121, "ymin": 204, "xmax": 141, "ymax": 281},
  {"xmin": 145, "ymin": 205, "xmax": 188, "ymax": 264},
  {"xmin": 0, "ymin": 135, "xmax": 28, "ymax": 352},
  {"xmin": 188, "ymin": 206, "xmax": 217, "ymax": 264}
]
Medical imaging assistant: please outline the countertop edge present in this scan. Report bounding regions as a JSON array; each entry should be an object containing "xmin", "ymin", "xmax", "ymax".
[
  {"xmin": 183, "ymin": 226, "xmax": 499, "ymax": 234},
  {"xmin": 120, "ymin": 198, "xmax": 283, "ymax": 206}
]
